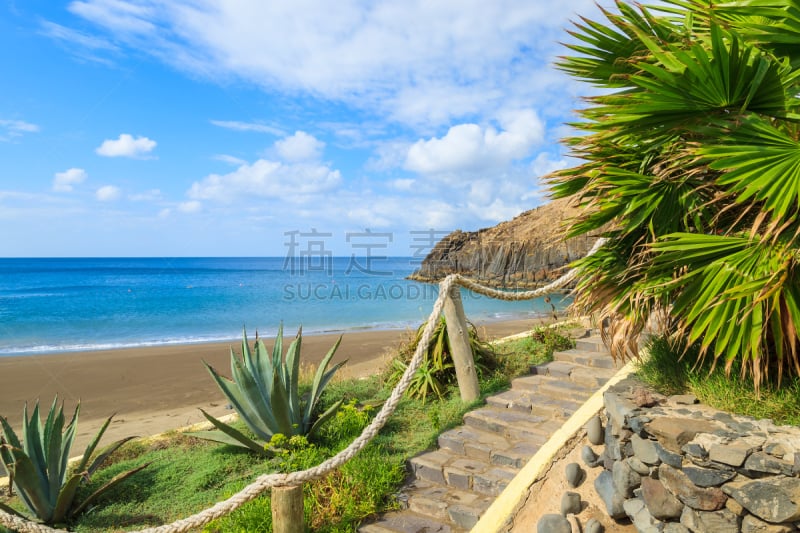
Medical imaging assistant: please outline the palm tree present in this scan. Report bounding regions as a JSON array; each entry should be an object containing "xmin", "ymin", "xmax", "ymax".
[{"xmin": 551, "ymin": 0, "xmax": 800, "ymax": 391}]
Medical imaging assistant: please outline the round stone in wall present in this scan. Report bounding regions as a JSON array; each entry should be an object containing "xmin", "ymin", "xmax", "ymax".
[
  {"xmin": 537, "ymin": 513, "xmax": 571, "ymax": 533},
  {"xmin": 587, "ymin": 415, "xmax": 605, "ymax": 445},
  {"xmin": 565, "ymin": 462, "xmax": 584, "ymax": 488},
  {"xmin": 561, "ymin": 491, "xmax": 582, "ymax": 515}
]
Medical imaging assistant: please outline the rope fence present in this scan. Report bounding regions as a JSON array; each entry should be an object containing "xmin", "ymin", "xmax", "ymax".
[{"xmin": 0, "ymin": 238, "xmax": 606, "ymax": 533}]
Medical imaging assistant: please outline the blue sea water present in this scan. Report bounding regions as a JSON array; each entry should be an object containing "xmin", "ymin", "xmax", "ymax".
[{"xmin": 0, "ymin": 257, "xmax": 570, "ymax": 356}]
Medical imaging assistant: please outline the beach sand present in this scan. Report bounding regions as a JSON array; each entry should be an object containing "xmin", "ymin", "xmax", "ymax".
[{"xmin": 0, "ymin": 318, "xmax": 542, "ymax": 452}]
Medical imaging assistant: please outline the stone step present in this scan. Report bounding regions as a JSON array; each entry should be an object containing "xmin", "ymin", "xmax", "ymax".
[
  {"xmin": 486, "ymin": 389, "xmax": 583, "ymax": 421},
  {"xmin": 408, "ymin": 447, "xmax": 519, "ymax": 497},
  {"xmin": 511, "ymin": 374, "xmax": 595, "ymax": 402},
  {"xmin": 462, "ymin": 407, "xmax": 561, "ymax": 444},
  {"xmin": 569, "ymin": 365, "xmax": 617, "ymax": 388},
  {"xmin": 438, "ymin": 425, "xmax": 512, "ymax": 461},
  {"xmin": 530, "ymin": 359, "xmax": 616, "ymax": 389},
  {"xmin": 358, "ymin": 509, "xmax": 457, "ymax": 532},
  {"xmin": 404, "ymin": 479, "xmax": 494, "ymax": 529},
  {"xmin": 575, "ymin": 336, "xmax": 605, "ymax": 352},
  {"xmin": 553, "ymin": 348, "xmax": 618, "ymax": 369}
]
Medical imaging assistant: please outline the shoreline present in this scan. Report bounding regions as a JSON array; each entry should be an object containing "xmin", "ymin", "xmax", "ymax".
[
  {"xmin": 0, "ymin": 312, "xmax": 558, "ymax": 358},
  {"xmin": 0, "ymin": 317, "xmax": 548, "ymax": 453}
]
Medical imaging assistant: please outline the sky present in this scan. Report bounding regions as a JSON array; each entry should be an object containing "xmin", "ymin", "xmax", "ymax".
[{"xmin": 0, "ymin": 0, "xmax": 607, "ymax": 257}]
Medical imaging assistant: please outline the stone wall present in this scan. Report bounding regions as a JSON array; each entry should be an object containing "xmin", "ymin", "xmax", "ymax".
[{"xmin": 587, "ymin": 377, "xmax": 800, "ymax": 533}]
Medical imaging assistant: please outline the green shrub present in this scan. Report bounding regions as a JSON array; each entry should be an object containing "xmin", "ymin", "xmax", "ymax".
[{"xmin": 387, "ymin": 316, "xmax": 498, "ymax": 402}]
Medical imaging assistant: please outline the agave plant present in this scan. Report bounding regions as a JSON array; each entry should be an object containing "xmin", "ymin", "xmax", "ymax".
[
  {"xmin": 190, "ymin": 326, "xmax": 347, "ymax": 454},
  {"xmin": 0, "ymin": 398, "xmax": 146, "ymax": 526}
]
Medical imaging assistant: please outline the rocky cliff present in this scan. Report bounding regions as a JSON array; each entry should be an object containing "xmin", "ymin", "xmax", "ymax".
[{"xmin": 409, "ymin": 198, "xmax": 599, "ymax": 288}]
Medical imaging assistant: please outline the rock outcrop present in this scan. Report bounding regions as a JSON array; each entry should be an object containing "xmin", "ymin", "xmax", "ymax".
[{"xmin": 409, "ymin": 198, "xmax": 600, "ymax": 288}]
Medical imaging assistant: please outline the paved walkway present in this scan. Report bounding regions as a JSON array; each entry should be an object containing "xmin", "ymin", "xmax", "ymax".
[{"xmin": 359, "ymin": 332, "xmax": 616, "ymax": 532}]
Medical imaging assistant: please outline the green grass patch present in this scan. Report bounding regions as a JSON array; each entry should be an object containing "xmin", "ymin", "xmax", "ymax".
[{"xmin": 637, "ymin": 335, "xmax": 800, "ymax": 426}]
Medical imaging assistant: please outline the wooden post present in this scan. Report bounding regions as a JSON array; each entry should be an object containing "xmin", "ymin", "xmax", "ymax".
[
  {"xmin": 442, "ymin": 285, "xmax": 481, "ymax": 402},
  {"xmin": 272, "ymin": 484, "xmax": 304, "ymax": 533}
]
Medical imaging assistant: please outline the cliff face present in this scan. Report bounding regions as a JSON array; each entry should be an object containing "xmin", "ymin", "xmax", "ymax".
[{"xmin": 409, "ymin": 198, "xmax": 598, "ymax": 288}]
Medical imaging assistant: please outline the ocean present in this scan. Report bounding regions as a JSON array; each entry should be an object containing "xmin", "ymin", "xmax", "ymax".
[{"xmin": 0, "ymin": 257, "xmax": 570, "ymax": 356}]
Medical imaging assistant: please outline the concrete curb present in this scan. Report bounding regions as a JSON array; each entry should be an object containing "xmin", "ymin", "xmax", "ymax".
[{"xmin": 471, "ymin": 358, "xmax": 637, "ymax": 533}]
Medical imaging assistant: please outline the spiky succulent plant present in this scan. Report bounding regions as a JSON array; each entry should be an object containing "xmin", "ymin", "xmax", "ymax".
[
  {"xmin": 0, "ymin": 397, "xmax": 146, "ymax": 526},
  {"xmin": 190, "ymin": 326, "xmax": 347, "ymax": 454}
]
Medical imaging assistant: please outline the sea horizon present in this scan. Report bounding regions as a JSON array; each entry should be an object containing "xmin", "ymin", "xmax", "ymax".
[{"xmin": 0, "ymin": 256, "xmax": 570, "ymax": 357}]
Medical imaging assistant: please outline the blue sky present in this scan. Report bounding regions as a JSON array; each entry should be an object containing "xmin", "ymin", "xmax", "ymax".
[{"xmin": 1, "ymin": 0, "xmax": 605, "ymax": 257}]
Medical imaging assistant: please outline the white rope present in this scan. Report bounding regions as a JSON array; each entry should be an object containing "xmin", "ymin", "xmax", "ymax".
[{"xmin": 0, "ymin": 239, "xmax": 606, "ymax": 533}]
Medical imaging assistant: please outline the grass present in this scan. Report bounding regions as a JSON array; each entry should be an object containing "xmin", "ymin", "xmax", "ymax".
[
  {"xmin": 0, "ymin": 324, "xmax": 573, "ymax": 533},
  {"xmin": 636, "ymin": 334, "xmax": 800, "ymax": 426}
]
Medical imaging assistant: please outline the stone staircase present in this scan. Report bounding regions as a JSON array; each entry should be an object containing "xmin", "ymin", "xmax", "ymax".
[{"xmin": 359, "ymin": 332, "xmax": 619, "ymax": 533}]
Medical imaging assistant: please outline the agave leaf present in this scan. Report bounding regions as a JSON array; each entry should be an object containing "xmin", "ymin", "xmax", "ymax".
[
  {"xmin": 271, "ymin": 325, "xmax": 284, "ymax": 389},
  {"xmin": 41, "ymin": 396, "xmax": 59, "ymax": 460},
  {"xmin": 205, "ymin": 360, "xmax": 276, "ymax": 441},
  {"xmin": 85, "ymin": 435, "xmax": 139, "ymax": 476},
  {"xmin": 50, "ymin": 473, "xmax": 82, "ymax": 525},
  {"xmin": 45, "ymin": 400, "xmax": 66, "ymax": 508},
  {"xmin": 284, "ymin": 329, "xmax": 303, "ymax": 424},
  {"xmin": 188, "ymin": 409, "xmax": 272, "ymax": 455},
  {"xmin": 304, "ymin": 335, "xmax": 344, "ymax": 425},
  {"xmin": 240, "ymin": 327, "xmax": 252, "ymax": 372},
  {"xmin": 59, "ymin": 403, "xmax": 80, "ymax": 490},
  {"xmin": 305, "ymin": 360, "xmax": 347, "ymax": 428},
  {"xmin": 21, "ymin": 402, "xmax": 48, "ymax": 500},
  {"xmin": 5, "ymin": 448, "xmax": 53, "ymax": 522},
  {"xmin": 229, "ymin": 354, "xmax": 278, "ymax": 438},
  {"xmin": 307, "ymin": 399, "xmax": 344, "ymax": 439},
  {"xmin": 76, "ymin": 411, "xmax": 110, "ymax": 475},
  {"xmin": 254, "ymin": 337, "xmax": 273, "ymax": 398},
  {"xmin": 270, "ymin": 371, "xmax": 294, "ymax": 435},
  {"xmin": 69, "ymin": 462, "xmax": 150, "ymax": 519},
  {"xmin": 0, "ymin": 415, "xmax": 22, "ymax": 453}
]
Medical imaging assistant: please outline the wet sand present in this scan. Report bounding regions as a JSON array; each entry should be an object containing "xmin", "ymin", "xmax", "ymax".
[{"xmin": 0, "ymin": 318, "xmax": 543, "ymax": 451}]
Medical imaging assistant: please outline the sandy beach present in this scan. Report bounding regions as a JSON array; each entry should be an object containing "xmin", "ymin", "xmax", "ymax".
[{"xmin": 0, "ymin": 318, "xmax": 539, "ymax": 452}]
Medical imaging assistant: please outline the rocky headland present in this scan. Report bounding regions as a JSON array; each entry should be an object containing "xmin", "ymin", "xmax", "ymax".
[{"xmin": 409, "ymin": 197, "xmax": 600, "ymax": 288}]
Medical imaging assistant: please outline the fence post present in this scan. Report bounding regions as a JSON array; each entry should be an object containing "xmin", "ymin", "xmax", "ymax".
[
  {"xmin": 272, "ymin": 484, "xmax": 304, "ymax": 533},
  {"xmin": 442, "ymin": 284, "xmax": 481, "ymax": 402}
]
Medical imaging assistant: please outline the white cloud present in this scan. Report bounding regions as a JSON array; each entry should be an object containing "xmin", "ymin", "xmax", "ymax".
[
  {"xmin": 96, "ymin": 134, "xmax": 157, "ymax": 158},
  {"xmin": 530, "ymin": 152, "xmax": 568, "ymax": 178},
  {"xmin": 96, "ymin": 185, "xmax": 122, "ymax": 201},
  {"xmin": 178, "ymin": 200, "xmax": 202, "ymax": 213},
  {"xmin": 53, "ymin": 168, "xmax": 88, "ymax": 192},
  {"xmin": 404, "ymin": 109, "xmax": 544, "ymax": 175},
  {"xmin": 40, "ymin": 20, "xmax": 117, "ymax": 51},
  {"xmin": 0, "ymin": 119, "xmax": 40, "ymax": 141},
  {"xmin": 274, "ymin": 131, "xmax": 324, "ymax": 162},
  {"xmin": 67, "ymin": 0, "xmax": 603, "ymax": 128},
  {"xmin": 210, "ymin": 120, "xmax": 284, "ymax": 136},
  {"xmin": 129, "ymin": 189, "xmax": 162, "ymax": 201},
  {"xmin": 188, "ymin": 159, "xmax": 341, "ymax": 203},
  {"xmin": 391, "ymin": 179, "xmax": 415, "ymax": 191},
  {"xmin": 214, "ymin": 154, "xmax": 248, "ymax": 166},
  {"xmin": 69, "ymin": 0, "xmax": 157, "ymax": 34}
]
